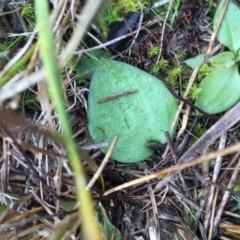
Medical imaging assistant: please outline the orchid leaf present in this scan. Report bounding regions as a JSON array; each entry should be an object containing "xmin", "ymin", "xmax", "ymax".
[
  {"xmin": 184, "ymin": 53, "xmax": 204, "ymax": 69},
  {"xmin": 213, "ymin": 0, "xmax": 240, "ymax": 54},
  {"xmin": 99, "ymin": 203, "xmax": 121, "ymax": 240},
  {"xmin": 209, "ymin": 51, "xmax": 235, "ymax": 68},
  {"xmin": 196, "ymin": 65, "xmax": 240, "ymax": 114},
  {"xmin": 87, "ymin": 61, "xmax": 178, "ymax": 163},
  {"xmin": 77, "ymin": 50, "xmax": 111, "ymax": 77}
]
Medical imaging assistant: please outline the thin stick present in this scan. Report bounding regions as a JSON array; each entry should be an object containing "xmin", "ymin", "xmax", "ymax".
[
  {"xmin": 213, "ymin": 157, "xmax": 240, "ymax": 236},
  {"xmin": 155, "ymin": 101, "xmax": 240, "ymax": 191},
  {"xmin": 59, "ymin": 0, "xmax": 104, "ymax": 67},
  {"xmin": 208, "ymin": 188, "xmax": 219, "ymax": 240},
  {"xmin": 103, "ymin": 142, "xmax": 240, "ymax": 196},
  {"xmin": 86, "ymin": 136, "xmax": 118, "ymax": 191},
  {"xmin": 157, "ymin": 0, "xmax": 174, "ymax": 63},
  {"xmin": 98, "ymin": 90, "xmax": 138, "ymax": 103},
  {"xmin": 205, "ymin": 0, "xmax": 230, "ymax": 59},
  {"xmin": 204, "ymin": 132, "xmax": 227, "ymax": 231}
]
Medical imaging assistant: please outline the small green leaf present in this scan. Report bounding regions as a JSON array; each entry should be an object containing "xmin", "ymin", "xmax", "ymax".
[
  {"xmin": 209, "ymin": 51, "xmax": 235, "ymax": 68},
  {"xmin": 60, "ymin": 201, "xmax": 75, "ymax": 211},
  {"xmin": 77, "ymin": 50, "xmax": 111, "ymax": 77},
  {"xmin": 184, "ymin": 53, "xmax": 204, "ymax": 69},
  {"xmin": 196, "ymin": 65, "xmax": 240, "ymax": 114},
  {"xmin": 0, "ymin": 204, "xmax": 7, "ymax": 213},
  {"xmin": 88, "ymin": 61, "xmax": 178, "ymax": 163},
  {"xmin": 234, "ymin": 183, "xmax": 240, "ymax": 192},
  {"xmin": 185, "ymin": 52, "xmax": 236, "ymax": 69},
  {"xmin": 99, "ymin": 203, "xmax": 122, "ymax": 240},
  {"xmin": 213, "ymin": 0, "xmax": 240, "ymax": 54}
]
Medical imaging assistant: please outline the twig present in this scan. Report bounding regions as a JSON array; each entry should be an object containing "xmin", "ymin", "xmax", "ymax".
[
  {"xmin": 176, "ymin": 104, "xmax": 191, "ymax": 139},
  {"xmin": 208, "ymin": 188, "xmax": 219, "ymax": 240},
  {"xmin": 212, "ymin": 157, "xmax": 240, "ymax": 237},
  {"xmin": 169, "ymin": 183, "xmax": 199, "ymax": 210},
  {"xmin": 156, "ymin": 0, "xmax": 174, "ymax": 63},
  {"xmin": 177, "ymin": 116, "xmax": 199, "ymax": 157},
  {"xmin": 165, "ymin": 131, "xmax": 187, "ymax": 192},
  {"xmin": 205, "ymin": 0, "xmax": 230, "ymax": 59},
  {"xmin": 128, "ymin": 0, "xmax": 144, "ymax": 56},
  {"xmin": 103, "ymin": 141, "xmax": 240, "ymax": 196},
  {"xmin": 203, "ymin": 132, "xmax": 227, "ymax": 232},
  {"xmin": 218, "ymin": 151, "xmax": 240, "ymax": 184},
  {"xmin": 59, "ymin": 0, "xmax": 104, "ymax": 67},
  {"xmin": 98, "ymin": 90, "xmax": 138, "ymax": 103},
  {"xmin": 86, "ymin": 136, "xmax": 118, "ymax": 191},
  {"xmin": 75, "ymin": 19, "xmax": 161, "ymax": 56},
  {"xmin": 154, "ymin": 101, "xmax": 240, "ymax": 191},
  {"xmin": 161, "ymin": 78, "xmax": 217, "ymax": 119}
]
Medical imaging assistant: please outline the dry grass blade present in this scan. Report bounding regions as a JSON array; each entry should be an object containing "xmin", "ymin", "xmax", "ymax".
[
  {"xmin": 48, "ymin": 212, "xmax": 80, "ymax": 240},
  {"xmin": 59, "ymin": 0, "xmax": 104, "ymax": 67},
  {"xmin": 35, "ymin": 0, "xmax": 103, "ymax": 238},
  {"xmin": 86, "ymin": 135, "xmax": 118, "ymax": 191},
  {"xmin": 104, "ymin": 141, "xmax": 240, "ymax": 196},
  {"xmin": 212, "ymin": 157, "xmax": 240, "ymax": 236},
  {"xmin": 205, "ymin": 0, "xmax": 230, "ymax": 58},
  {"xmin": 204, "ymin": 133, "xmax": 227, "ymax": 232},
  {"xmin": 155, "ymin": 101, "xmax": 240, "ymax": 190}
]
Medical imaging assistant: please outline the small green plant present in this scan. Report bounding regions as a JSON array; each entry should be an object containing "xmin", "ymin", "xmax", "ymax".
[
  {"xmin": 99, "ymin": 203, "xmax": 122, "ymax": 240},
  {"xmin": 21, "ymin": 4, "xmax": 35, "ymax": 27},
  {"xmin": 148, "ymin": 43, "xmax": 160, "ymax": 57},
  {"xmin": 186, "ymin": 209, "xmax": 197, "ymax": 229},
  {"xmin": 0, "ymin": 41, "xmax": 11, "ymax": 52},
  {"xmin": 149, "ymin": 59, "xmax": 183, "ymax": 90},
  {"xmin": 232, "ymin": 195, "xmax": 240, "ymax": 210},
  {"xmin": 21, "ymin": 4, "xmax": 34, "ymax": 18},
  {"xmin": 165, "ymin": 66, "xmax": 182, "ymax": 87},
  {"xmin": 205, "ymin": 0, "xmax": 215, "ymax": 12},
  {"xmin": 87, "ymin": 60, "xmax": 178, "ymax": 163},
  {"xmin": 189, "ymin": 83, "xmax": 202, "ymax": 101},
  {"xmin": 187, "ymin": 123, "xmax": 206, "ymax": 146},
  {"xmin": 149, "ymin": 63, "xmax": 160, "ymax": 76},
  {"xmin": 174, "ymin": 235, "xmax": 180, "ymax": 240},
  {"xmin": 96, "ymin": 0, "xmax": 149, "ymax": 36},
  {"xmin": 20, "ymin": 90, "xmax": 40, "ymax": 111},
  {"xmin": 120, "ymin": 0, "xmax": 148, "ymax": 12},
  {"xmin": 196, "ymin": 191, "xmax": 204, "ymax": 202},
  {"xmin": 149, "ymin": 58, "xmax": 169, "ymax": 77},
  {"xmin": 77, "ymin": 49, "xmax": 112, "ymax": 77},
  {"xmin": 151, "ymin": 0, "xmax": 181, "ymax": 30},
  {"xmin": 233, "ymin": 181, "xmax": 240, "ymax": 210},
  {"xmin": 185, "ymin": 0, "xmax": 240, "ymax": 114},
  {"xmin": 158, "ymin": 58, "xmax": 169, "ymax": 71},
  {"xmin": 197, "ymin": 63, "xmax": 211, "ymax": 80}
]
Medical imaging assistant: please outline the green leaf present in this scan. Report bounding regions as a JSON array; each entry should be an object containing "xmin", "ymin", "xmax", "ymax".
[
  {"xmin": 209, "ymin": 51, "xmax": 235, "ymax": 68},
  {"xmin": 0, "ymin": 204, "xmax": 7, "ymax": 213},
  {"xmin": 77, "ymin": 50, "xmax": 111, "ymax": 77},
  {"xmin": 184, "ymin": 53, "xmax": 204, "ymax": 69},
  {"xmin": 87, "ymin": 61, "xmax": 178, "ymax": 163},
  {"xmin": 99, "ymin": 203, "xmax": 122, "ymax": 240},
  {"xmin": 213, "ymin": 0, "xmax": 240, "ymax": 54},
  {"xmin": 60, "ymin": 201, "xmax": 75, "ymax": 211},
  {"xmin": 234, "ymin": 183, "xmax": 240, "ymax": 192},
  {"xmin": 185, "ymin": 51, "xmax": 236, "ymax": 69},
  {"xmin": 196, "ymin": 65, "xmax": 240, "ymax": 114}
]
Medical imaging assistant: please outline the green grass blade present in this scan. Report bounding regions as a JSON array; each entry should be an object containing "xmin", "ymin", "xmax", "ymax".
[
  {"xmin": 34, "ymin": 0, "xmax": 101, "ymax": 239},
  {"xmin": 0, "ymin": 43, "xmax": 36, "ymax": 87}
]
